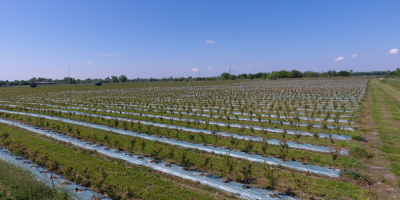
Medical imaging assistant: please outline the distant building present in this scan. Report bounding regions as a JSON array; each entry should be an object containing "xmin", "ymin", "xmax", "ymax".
[{"xmin": 94, "ymin": 83, "xmax": 102, "ymax": 86}]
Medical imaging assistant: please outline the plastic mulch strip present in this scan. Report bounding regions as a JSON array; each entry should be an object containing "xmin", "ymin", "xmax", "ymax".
[
  {"xmin": 0, "ymin": 111, "xmax": 342, "ymax": 178},
  {"xmin": 0, "ymin": 146, "xmax": 110, "ymax": 200},
  {"xmin": 0, "ymin": 119, "xmax": 298, "ymax": 200}
]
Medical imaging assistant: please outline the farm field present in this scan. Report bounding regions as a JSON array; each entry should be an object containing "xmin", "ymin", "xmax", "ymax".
[{"xmin": 0, "ymin": 78, "xmax": 399, "ymax": 199}]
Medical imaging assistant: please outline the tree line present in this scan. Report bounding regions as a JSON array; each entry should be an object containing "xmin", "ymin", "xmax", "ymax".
[
  {"xmin": 1, "ymin": 68, "xmax": 399, "ymax": 86},
  {"xmin": 220, "ymin": 69, "xmax": 400, "ymax": 80}
]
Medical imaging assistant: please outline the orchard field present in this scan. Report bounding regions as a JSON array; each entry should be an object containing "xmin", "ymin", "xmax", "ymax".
[{"xmin": 1, "ymin": 78, "xmax": 399, "ymax": 199}]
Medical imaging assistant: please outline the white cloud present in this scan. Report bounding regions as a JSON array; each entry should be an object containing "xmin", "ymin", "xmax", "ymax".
[
  {"xmin": 192, "ymin": 68, "xmax": 199, "ymax": 72},
  {"xmin": 205, "ymin": 40, "xmax": 215, "ymax": 45},
  {"xmin": 247, "ymin": 65, "xmax": 251, "ymax": 67},
  {"xmin": 335, "ymin": 56, "xmax": 345, "ymax": 61},
  {"xmin": 208, "ymin": 67, "xmax": 212, "ymax": 70},
  {"xmin": 389, "ymin": 48, "xmax": 399, "ymax": 55},
  {"xmin": 352, "ymin": 54, "xmax": 358, "ymax": 58},
  {"xmin": 88, "ymin": 61, "xmax": 92, "ymax": 64}
]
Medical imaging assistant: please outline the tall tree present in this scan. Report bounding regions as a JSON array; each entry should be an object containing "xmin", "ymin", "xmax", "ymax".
[
  {"xmin": 111, "ymin": 76, "xmax": 118, "ymax": 82},
  {"xmin": 119, "ymin": 75, "xmax": 128, "ymax": 83},
  {"xmin": 220, "ymin": 72, "xmax": 230, "ymax": 80},
  {"xmin": 338, "ymin": 71, "xmax": 350, "ymax": 76}
]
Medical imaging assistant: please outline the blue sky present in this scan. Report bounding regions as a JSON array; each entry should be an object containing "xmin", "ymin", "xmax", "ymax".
[{"xmin": 1, "ymin": 0, "xmax": 399, "ymax": 80}]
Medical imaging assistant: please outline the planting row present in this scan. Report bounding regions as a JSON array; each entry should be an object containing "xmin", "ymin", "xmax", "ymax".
[
  {"xmin": 0, "ymin": 105, "xmax": 354, "ymax": 155},
  {"xmin": 0, "ymin": 115, "xmax": 372, "ymax": 199},
  {"xmin": 0, "ymin": 145, "xmax": 109, "ymax": 200}
]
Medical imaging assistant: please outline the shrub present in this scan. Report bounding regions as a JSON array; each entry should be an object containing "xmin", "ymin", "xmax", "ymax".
[
  {"xmin": 351, "ymin": 135, "xmax": 366, "ymax": 141},
  {"xmin": 350, "ymin": 147, "xmax": 373, "ymax": 159}
]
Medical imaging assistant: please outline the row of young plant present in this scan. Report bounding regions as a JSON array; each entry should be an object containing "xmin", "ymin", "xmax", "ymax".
[
  {"xmin": 6, "ymin": 94, "xmax": 361, "ymax": 118},
  {"xmin": 0, "ymin": 81, "xmax": 365, "ymax": 135},
  {"xmin": 18, "ymin": 100, "xmax": 357, "ymax": 125},
  {"xmin": 0, "ymin": 104, "xmax": 348, "ymax": 155},
  {"xmin": 0, "ymin": 151, "xmax": 73, "ymax": 200},
  {"xmin": 0, "ymin": 121, "xmax": 238, "ymax": 200},
  {"xmin": 0, "ymin": 103, "xmax": 359, "ymax": 143},
  {"xmin": 0, "ymin": 104, "xmax": 369, "ymax": 157},
  {"xmin": 0, "ymin": 80, "xmax": 366, "ymax": 114},
  {"xmin": 0, "ymin": 105, "xmax": 360, "ymax": 160},
  {"xmin": 0, "ymin": 107, "xmax": 373, "ymax": 174},
  {"xmin": 1, "ymin": 101, "xmax": 358, "ymax": 139},
  {"xmin": 0, "ymin": 79, "xmax": 371, "ymax": 199},
  {"xmin": 0, "ymin": 113, "xmax": 374, "ymax": 199},
  {"xmin": 0, "ymin": 109, "xmax": 355, "ymax": 170},
  {"xmin": 0, "ymin": 145, "xmax": 108, "ymax": 200},
  {"xmin": 26, "ymin": 79, "xmax": 366, "ymax": 98},
  {"xmin": 19, "ymin": 97, "xmax": 361, "ymax": 114},
  {"xmin": 2, "ymin": 118, "xmax": 298, "ymax": 200}
]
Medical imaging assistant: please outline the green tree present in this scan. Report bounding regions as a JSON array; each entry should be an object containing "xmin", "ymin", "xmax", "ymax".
[
  {"xmin": 395, "ymin": 68, "xmax": 400, "ymax": 76},
  {"xmin": 338, "ymin": 70, "xmax": 350, "ymax": 76},
  {"xmin": 111, "ymin": 76, "xmax": 118, "ymax": 82},
  {"xmin": 119, "ymin": 75, "xmax": 128, "ymax": 83},
  {"xmin": 290, "ymin": 70, "xmax": 303, "ymax": 78},
  {"xmin": 220, "ymin": 72, "xmax": 230, "ymax": 80}
]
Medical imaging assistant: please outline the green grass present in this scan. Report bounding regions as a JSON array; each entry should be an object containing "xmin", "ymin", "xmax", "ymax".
[
  {"xmin": 0, "ymin": 124, "xmax": 236, "ymax": 200},
  {"xmin": 0, "ymin": 113, "xmax": 373, "ymax": 199},
  {"xmin": 370, "ymin": 79, "xmax": 400, "ymax": 176},
  {"xmin": 0, "ymin": 79, "xmax": 378, "ymax": 199},
  {"xmin": 0, "ymin": 158, "xmax": 72, "ymax": 200},
  {"xmin": 0, "ymin": 109, "xmax": 367, "ymax": 170}
]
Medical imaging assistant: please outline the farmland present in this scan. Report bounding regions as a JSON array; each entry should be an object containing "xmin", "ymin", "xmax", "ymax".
[{"xmin": 0, "ymin": 78, "xmax": 399, "ymax": 199}]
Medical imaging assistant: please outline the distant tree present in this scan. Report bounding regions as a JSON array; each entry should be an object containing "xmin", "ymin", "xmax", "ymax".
[
  {"xmin": 291, "ymin": 70, "xmax": 303, "ymax": 78},
  {"xmin": 119, "ymin": 75, "xmax": 128, "ymax": 83},
  {"xmin": 111, "ymin": 76, "xmax": 118, "ymax": 83},
  {"xmin": 220, "ymin": 72, "xmax": 230, "ymax": 80},
  {"xmin": 278, "ymin": 70, "xmax": 292, "ymax": 78},
  {"xmin": 246, "ymin": 74, "xmax": 253, "ymax": 79},
  {"xmin": 338, "ymin": 71, "xmax": 350, "ymax": 76},
  {"xmin": 395, "ymin": 68, "xmax": 400, "ymax": 76},
  {"xmin": 268, "ymin": 73, "xmax": 278, "ymax": 80},
  {"xmin": 238, "ymin": 73, "xmax": 247, "ymax": 79},
  {"xmin": 63, "ymin": 77, "xmax": 76, "ymax": 84},
  {"xmin": 149, "ymin": 77, "xmax": 154, "ymax": 82},
  {"xmin": 327, "ymin": 70, "xmax": 337, "ymax": 77},
  {"xmin": 29, "ymin": 77, "xmax": 37, "ymax": 84},
  {"xmin": 105, "ymin": 77, "xmax": 111, "ymax": 83},
  {"xmin": 304, "ymin": 71, "xmax": 315, "ymax": 78}
]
